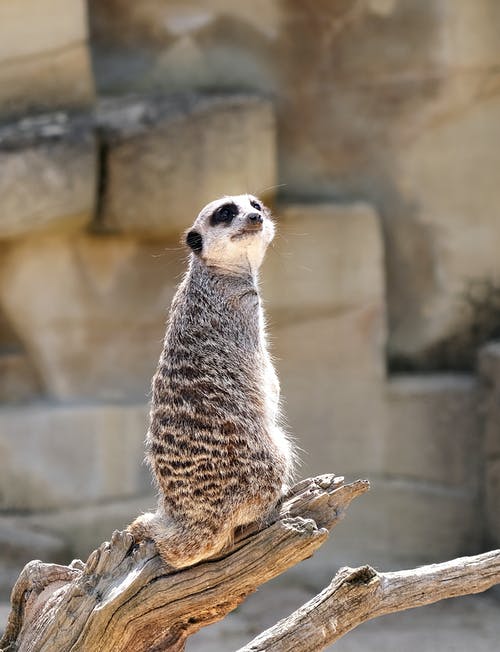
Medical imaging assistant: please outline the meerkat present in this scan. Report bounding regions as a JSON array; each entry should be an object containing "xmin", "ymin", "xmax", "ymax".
[{"xmin": 128, "ymin": 194, "xmax": 294, "ymax": 568}]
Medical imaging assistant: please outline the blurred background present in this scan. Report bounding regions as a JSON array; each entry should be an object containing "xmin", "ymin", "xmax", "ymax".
[{"xmin": 1, "ymin": 1, "xmax": 500, "ymax": 649}]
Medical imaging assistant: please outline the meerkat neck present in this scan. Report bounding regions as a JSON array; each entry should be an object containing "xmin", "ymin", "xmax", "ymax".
[{"xmin": 190, "ymin": 255, "xmax": 258, "ymax": 286}]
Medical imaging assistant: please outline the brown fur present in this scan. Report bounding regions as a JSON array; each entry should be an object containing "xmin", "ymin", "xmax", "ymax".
[{"xmin": 128, "ymin": 195, "xmax": 294, "ymax": 568}]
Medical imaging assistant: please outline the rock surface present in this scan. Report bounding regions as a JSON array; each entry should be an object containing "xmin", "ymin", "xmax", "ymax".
[
  {"xmin": 478, "ymin": 342, "xmax": 500, "ymax": 547},
  {"xmin": 0, "ymin": 353, "xmax": 41, "ymax": 404},
  {"xmin": 0, "ymin": 234, "xmax": 183, "ymax": 400},
  {"xmin": 99, "ymin": 94, "xmax": 277, "ymax": 236},
  {"xmin": 263, "ymin": 202, "xmax": 387, "ymax": 479},
  {"xmin": 0, "ymin": 114, "xmax": 96, "ymax": 239},
  {"xmin": 88, "ymin": 0, "xmax": 500, "ymax": 365},
  {"xmin": 0, "ymin": 519, "xmax": 67, "ymax": 599},
  {"xmin": 0, "ymin": 0, "xmax": 94, "ymax": 117},
  {"xmin": 385, "ymin": 375, "xmax": 480, "ymax": 487},
  {"xmin": 0, "ymin": 403, "xmax": 149, "ymax": 510}
]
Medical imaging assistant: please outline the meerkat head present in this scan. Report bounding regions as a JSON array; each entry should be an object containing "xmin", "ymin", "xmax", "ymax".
[{"xmin": 185, "ymin": 194, "xmax": 275, "ymax": 274}]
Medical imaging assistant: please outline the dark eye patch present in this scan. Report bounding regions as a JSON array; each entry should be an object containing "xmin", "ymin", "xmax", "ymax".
[
  {"xmin": 210, "ymin": 203, "xmax": 239, "ymax": 226},
  {"xmin": 250, "ymin": 200, "xmax": 262, "ymax": 211}
]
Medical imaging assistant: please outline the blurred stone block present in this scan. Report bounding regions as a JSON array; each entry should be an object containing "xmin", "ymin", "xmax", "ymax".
[
  {"xmin": 385, "ymin": 374, "xmax": 480, "ymax": 487},
  {"xmin": 485, "ymin": 459, "xmax": 500, "ymax": 546},
  {"xmin": 26, "ymin": 495, "xmax": 155, "ymax": 562},
  {"xmin": 478, "ymin": 341, "xmax": 500, "ymax": 456},
  {"xmin": 0, "ymin": 0, "xmax": 94, "ymax": 117},
  {"xmin": 389, "ymin": 95, "xmax": 500, "ymax": 366},
  {"xmin": 478, "ymin": 341, "xmax": 500, "ymax": 547},
  {"xmin": 0, "ymin": 235, "xmax": 182, "ymax": 400},
  {"xmin": 0, "ymin": 403, "xmax": 149, "ymax": 510},
  {"xmin": 263, "ymin": 202, "xmax": 385, "ymax": 318},
  {"xmin": 263, "ymin": 202, "xmax": 387, "ymax": 479},
  {"xmin": 98, "ymin": 94, "xmax": 276, "ymax": 236},
  {"xmin": 88, "ymin": 0, "xmax": 280, "ymax": 94},
  {"xmin": 0, "ymin": 518, "xmax": 67, "ymax": 599},
  {"xmin": 0, "ymin": 353, "xmax": 41, "ymax": 403},
  {"xmin": 445, "ymin": 0, "xmax": 500, "ymax": 69},
  {"xmin": 304, "ymin": 475, "xmax": 481, "ymax": 580},
  {"xmin": 0, "ymin": 114, "xmax": 96, "ymax": 239},
  {"xmin": 273, "ymin": 313, "xmax": 387, "ymax": 479}
]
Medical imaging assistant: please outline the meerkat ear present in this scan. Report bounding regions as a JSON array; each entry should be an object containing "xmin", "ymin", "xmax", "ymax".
[{"xmin": 186, "ymin": 230, "xmax": 203, "ymax": 254}]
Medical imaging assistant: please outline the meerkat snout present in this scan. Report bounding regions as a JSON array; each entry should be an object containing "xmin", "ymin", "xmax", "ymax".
[{"xmin": 246, "ymin": 213, "xmax": 263, "ymax": 228}]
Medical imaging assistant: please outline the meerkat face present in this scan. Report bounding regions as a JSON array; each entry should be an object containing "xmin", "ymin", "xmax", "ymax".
[{"xmin": 185, "ymin": 194, "xmax": 275, "ymax": 274}]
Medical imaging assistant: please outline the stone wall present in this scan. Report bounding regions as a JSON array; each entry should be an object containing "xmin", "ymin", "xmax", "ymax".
[
  {"xmin": 479, "ymin": 344, "xmax": 500, "ymax": 552},
  {"xmin": 88, "ymin": 0, "xmax": 500, "ymax": 370},
  {"xmin": 0, "ymin": 1, "xmax": 496, "ymax": 598},
  {"xmin": 0, "ymin": 0, "xmax": 94, "ymax": 119}
]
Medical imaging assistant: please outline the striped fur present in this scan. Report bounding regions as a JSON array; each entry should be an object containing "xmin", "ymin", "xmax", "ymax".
[{"xmin": 128, "ymin": 195, "xmax": 294, "ymax": 568}]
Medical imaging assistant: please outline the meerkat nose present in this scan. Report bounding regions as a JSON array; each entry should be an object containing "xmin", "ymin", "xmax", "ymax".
[{"xmin": 247, "ymin": 213, "xmax": 263, "ymax": 225}]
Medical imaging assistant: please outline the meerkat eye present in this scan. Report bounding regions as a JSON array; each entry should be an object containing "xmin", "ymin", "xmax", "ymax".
[
  {"xmin": 211, "ymin": 203, "xmax": 239, "ymax": 226},
  {"xmin": 250, "ymin": 200, "xmax": 262, "ymax": 211}
]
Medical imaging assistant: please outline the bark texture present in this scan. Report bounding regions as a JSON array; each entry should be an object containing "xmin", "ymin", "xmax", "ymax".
[{"xmin": 239, "ymin": 550, "xmax": 500, "ymax": 651}]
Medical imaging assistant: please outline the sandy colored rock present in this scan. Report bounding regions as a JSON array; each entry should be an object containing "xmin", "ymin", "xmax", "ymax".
[
  {"xmin": 0, "ymin": 44, "xmax": 94, "ymax": 119},
  {"xmin": 0, "ymin": 353, "xmax": 41, "ymax": 403},
  {"xmin": 0, "ymin": 518, "xmax": 67, "ymax": 599},
  {"xmin": 273, "ymin": 313, "xmax": 387, "ymax": 480},
  {"xmin": 444, "ymin": 0, "xmax": 500, "ymax": 69},
  {"xmin": 25, "ymin": 495, "xmax": 155, "ymax": 562},
  {"xmin": 485, "ymin": 459, "xmax": 500, "ymax": 546},
  {"xmin": 262, "ymin": 202, "xmax": 385, "ymax": 318},
  {"xmin": 0, "ymin": 403, "xmax": 149, "ymax": 511},
  {"xmin": 263, "ymin": 203, "xmax": 387, "ymax": 479},
  {"xmin": 478, "ymin": 342, "xmax": 500, "ymax": 547},
  {"xmin": 87, "ymin": 0, "xmax": 500, "ymax": 362},
  {"xmin": 99, "ymin": 94, "xmax": 276, "ymax": 236},
  {"xmin": 0, "ymin": 0, "xmax": 94, "ymax": 117},
  {"xmin": 303, "ymin": 475, "xmax": 480, "ymax": 580},
  {"xmin": 477, "ymin": 341, "xmax": 500, "ymax": 456},
  {"xmin": 0, "ymin": 234, "xmax": 183, "ymax": 400},
  {"xmin": 385, "ymin": 375, "xmax": 480, "ymax": 487},
  {"xmin": 0, "ymin": 114, "xmax": 96, "ymax": 239},
  {"xmin": 388, "ymin": 94, "xmax": 500, "ymax": 365},
  {"xmin": 0, "ymin": 0, "xmax": 88, "ymax": 61},
  {"xmin": 89, "ymin": 0, "xmax": 280, "ymax": 94}
]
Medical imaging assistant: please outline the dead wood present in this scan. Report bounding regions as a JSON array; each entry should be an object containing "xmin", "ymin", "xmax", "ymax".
[
  {"xmin": 238, "ymin": 549, "xmax": 500, "ymax": 651},
  {"xmin": 3, "ymin": 471, "xmax": 498, "ymax": 652},
  {"xmin": 0, "ymin": 474, "xmax": 367, "ymax": 652}
]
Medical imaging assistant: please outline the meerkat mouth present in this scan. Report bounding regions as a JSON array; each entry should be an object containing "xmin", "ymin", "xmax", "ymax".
[{"xmin": 231, "ymin": 226, "xmax": 263, "ymax": 241}]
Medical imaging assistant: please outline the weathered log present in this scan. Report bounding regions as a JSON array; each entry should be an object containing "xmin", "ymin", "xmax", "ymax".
[
  {"xmin": 0, "ymin": 474, "xmax": 368, "ymax": 652},
  {"xmin": 239, "ymin": 550, "xmax": 500, "ymax": 651}
]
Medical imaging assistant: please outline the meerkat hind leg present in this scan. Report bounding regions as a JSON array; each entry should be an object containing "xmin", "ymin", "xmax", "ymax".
[
  {"xmin": 154, "ymin": 518, "xmax": 235, "ymax": 569},
  {"xmin": 129, "ymin": 511, "xmax": 234, "ymax": 569}
]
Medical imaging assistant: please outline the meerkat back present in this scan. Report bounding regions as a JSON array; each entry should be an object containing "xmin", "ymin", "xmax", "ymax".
[{"xmin": 128, "ymin": 194, "xmax": 294, "ymax": 568}]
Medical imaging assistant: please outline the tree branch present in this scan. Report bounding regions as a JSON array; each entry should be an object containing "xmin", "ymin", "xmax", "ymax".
[
  {"xmin": 238, "ymin": 550, "xmax": 500, "ymax": 652},
  {"xmin": 0, "ymin": 474, "xmax": 368, "ymax": 652}
]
